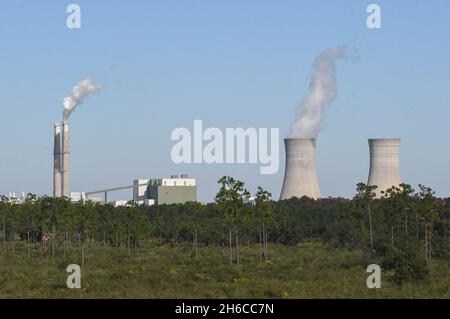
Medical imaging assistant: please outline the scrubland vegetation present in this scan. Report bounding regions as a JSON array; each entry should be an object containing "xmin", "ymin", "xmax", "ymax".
[
  {"xmin": 1, "ymin": 177, "xmax": 449, "ymax": 298},
  {"xmin": 1, "ymin": 241, "xmax": 449, "ymax": 298}
]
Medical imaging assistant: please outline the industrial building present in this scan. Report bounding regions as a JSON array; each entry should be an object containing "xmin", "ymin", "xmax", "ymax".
[
  {"xmin": 67, "ymin": 175, "xmax": 197, "ymax": 206},
  {"xmin": 1, "ymin": 192, "xmax": 29, "ymax": 204},
  {"xmin": 70, "ymin": 192, "xmax": 103, "ymax": 203},
  {"xmin": 133, "ymin": 175, "xmax": 197, "ymax": 205},
  {"xmin": 52, "ymin": 120, "xmax": 196, "ymax": 205}
]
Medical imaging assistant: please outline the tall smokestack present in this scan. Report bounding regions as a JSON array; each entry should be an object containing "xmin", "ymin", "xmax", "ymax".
[
  {"xmin": 367, "ymin": 138, "xmax": 401, "ymax": 198},
  {"xmin": 280, "ymin": 138, "xmax": 321, "ymax": 200},
  {"xmin": 61, "ymin": 121, "xmax": 70, "ymax": 198},
  {"xmin": 53, "ymin": 123, "xmax": 62, "ymax": 197}
]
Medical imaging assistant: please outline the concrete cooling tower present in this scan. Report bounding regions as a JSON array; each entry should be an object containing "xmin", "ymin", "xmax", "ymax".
[
  {"xmin": 367, "ymin": 138, "xmax": 401, "ymax": 198},
  {"xmin": 280, "ymin": 138, "xmax": 321, "ymax": 200}
]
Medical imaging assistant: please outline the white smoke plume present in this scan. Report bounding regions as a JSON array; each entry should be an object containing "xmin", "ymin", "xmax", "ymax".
[
  {"xmin": 288, "ymin": 47, "xmax": 347, "ymax": 138},
  {"xmin": 63, "ymin": 77, "xmax": 102, "ymax": 120}
]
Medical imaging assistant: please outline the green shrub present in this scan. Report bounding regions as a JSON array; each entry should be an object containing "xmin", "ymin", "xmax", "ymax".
[{"xmin": 381, "ymin": 244, "xmax": 428, "ymax": 286}]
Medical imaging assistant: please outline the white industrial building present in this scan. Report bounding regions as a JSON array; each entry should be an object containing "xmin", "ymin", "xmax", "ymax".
[
  {"xmin": 133, "ymin": 175, "xmax": 197, "ymax": 205},
  {"xmin": 68, "ymin": 174, "xmax": 196, "ymax": 206},
  {"xmin": 1, "ymin": 192, "xmax": 28, "ymax": 203}
]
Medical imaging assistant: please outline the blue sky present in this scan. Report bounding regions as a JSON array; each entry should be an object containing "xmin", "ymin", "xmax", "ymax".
[{"xmin": 0, "ymin": 1, "xmax": 449, "ymax": 201}]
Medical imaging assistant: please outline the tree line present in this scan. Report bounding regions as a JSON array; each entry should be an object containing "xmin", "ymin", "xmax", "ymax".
[{"xmin": 1, "ymin": 177, "xmax": 449, "ymax": 285}]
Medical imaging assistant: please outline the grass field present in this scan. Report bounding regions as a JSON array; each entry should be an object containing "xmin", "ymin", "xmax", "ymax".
[{"xmin": 0, "ymin": 241, "xmax": 449, "ymax": 298}]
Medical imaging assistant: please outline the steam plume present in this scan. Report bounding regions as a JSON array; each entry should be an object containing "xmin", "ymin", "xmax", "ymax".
[
  {"xmin": 63, "ymin": 77, "xmax": 102, "ymax": 120},
  {"xmin": 288, "ymin": 47, "xmax": 347, "ymax": 138}
]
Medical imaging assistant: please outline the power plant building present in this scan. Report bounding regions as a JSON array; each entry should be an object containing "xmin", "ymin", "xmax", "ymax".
[{"xmin": 133, "ymin": 175, "xmax": 197, "ymax": 205}]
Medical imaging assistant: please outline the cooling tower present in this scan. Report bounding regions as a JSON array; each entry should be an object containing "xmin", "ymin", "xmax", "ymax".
[
  {"xmin": 61, "ymin": 121, "xmax": 70, "ymax": 198},
  {"xmin": 53, "ymin": 123, "xmax": 62, "ymax": 197},
  {"xmin": 367, "ymin": 138, "xmax": 401, "ymax": 198},
  {"xmin": 280, "ymin": 138, "xmax": 321, "ymax": 200}
]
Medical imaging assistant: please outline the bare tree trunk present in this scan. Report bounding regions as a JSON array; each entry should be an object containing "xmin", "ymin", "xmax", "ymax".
[
  {"xmin": 42, "ymin": 228, "xmax": 46, "ymax": 249},
  {"xmin": 27, "ymin": 228, "xmax": 31, "ymax": 259},
  {"xmin": 81, "ymin": 241, "xmax": 85, "ymax": 267},
  {"xmin": 235, "ymin": 224, "xmax": 240, "ymax": 266},
  {"xmin": 194, "ymin": 228, "xmax": 198, "ymax": 257},
  {"xmin": 192, "ymin": 231, "xmax": 195, "ymax": 256},
  {"xmin": 424, "ymin": 223, "xmax": 428, "ymax": 264},
  {"xmin": 368, "ymin": 204, "xmax": 374, "ymax": 253},
  {"xmin": 391, "ymin": 224, "xmax": 394, "ymax": 246},
  {"xmin": 262, "ymin": 223, "xmax": 265, "ymax": 258},
  {"xmin": 127, "ymin": 227, "xmax": 131, "ymax": 258},
  {"xmin": 229, "ymin": 227, "xmax": 232, "ymax": 264},
  {"xmin": 31, "ymin": 217, "xmax": 34, "ymax": 245},
  {"xmin": 265, "ymin": 228, "xmax": 268, "ymax": 262},
  {"xmin": 221, "ymin": 240, "xmax": 225, "ymax": 257},
  {"xmin": 361, "ymin": 218, "xmax": 366, "ymax": 255},
  {"xmin": 64, "ymin": 225, "xmax": 68, "ymax": 257},
  {"xmin": 405, "ymin": 211, "xmax": 408, "ymax": 237},
  {"xmin": 429, "ymin": 225, "xmax": 432, "ymax": 263},
  {"xmin": 192, "ymin": 231, "xmax": 195, "ymax": 254},
  {"xmin": 11, "ymin": 230, "xmax": 15, "ymax": 255},
  {"xmin": 259, "ymin": 224, "xmax": 262, "ymax": 264},
  {"xmin": 262, "ymin": 224, "xmax": 266, "ymax": 260},
  {"xmin": 416, "ymin": 212, "xmax": 419, "ymax": 240},
  {"xmin": 51, "ymin": 220, "xmax": 56, "ymax": 257},
  {"xmin": 63, "ymin": 235, "xmax": 66, "ymax": 257},
  {"xmin": 2, "ymin": 216, "xmax": 6, "ymax": 259}
]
